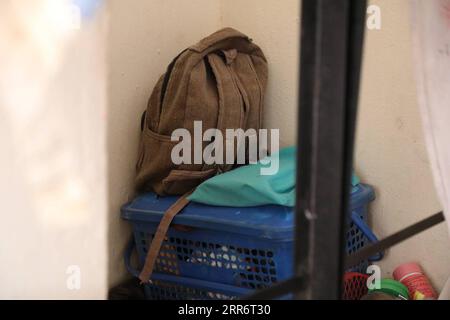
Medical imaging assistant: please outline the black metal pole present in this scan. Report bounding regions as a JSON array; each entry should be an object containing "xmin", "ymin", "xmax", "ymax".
[
  {"xmin": 245, "ymin": 0, "xmax": 367, "ymax": 300},
  {"xmin": 244, "ymin": 211, "xmax": 444, "ymax": 299},
  {"xmin": 295, "ymin": 0, "xmax": 367, "ymax": 299},
  {"xmin": 245, "ymin": 0, "xmax": 446, "ymax": 300}
]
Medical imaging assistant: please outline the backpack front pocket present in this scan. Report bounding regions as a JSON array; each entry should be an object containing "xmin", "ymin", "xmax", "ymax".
[{"xmin": 135, "ymin": 127, "xmax": 177, "ymax": 194}]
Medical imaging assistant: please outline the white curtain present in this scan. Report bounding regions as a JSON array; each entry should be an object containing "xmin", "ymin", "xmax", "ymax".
[
  {"xmin": 411, "ymin": 0, "xmax": 450, "ymax": 235},
  {"xmin": 0, "ymin": 0, "xmax": 107, "ymax": 298}
]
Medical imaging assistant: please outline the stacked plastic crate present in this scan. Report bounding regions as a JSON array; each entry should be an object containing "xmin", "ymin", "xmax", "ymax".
[{"xmin": 122, "ymin": 184, "xmax": 382, "ymax": 300}]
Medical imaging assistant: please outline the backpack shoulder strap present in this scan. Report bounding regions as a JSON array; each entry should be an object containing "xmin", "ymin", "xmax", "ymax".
[
  {"xmin": 138, "ymin": 191, "xmax": 193, "ymax": 284},
  {"xmin": 189, "ymin": 28, "xmax": 249, "ymax": 53}
]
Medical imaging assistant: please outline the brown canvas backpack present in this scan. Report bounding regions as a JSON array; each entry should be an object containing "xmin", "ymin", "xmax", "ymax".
[{"xmin": 135, "ymin": 28, "xmax": 268, "ymax": 283}]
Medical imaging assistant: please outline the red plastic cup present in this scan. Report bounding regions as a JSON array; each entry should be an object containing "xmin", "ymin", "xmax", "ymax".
[{"xmin": 393, "ymin": 262, "xmax": 437, "ymax": 300}]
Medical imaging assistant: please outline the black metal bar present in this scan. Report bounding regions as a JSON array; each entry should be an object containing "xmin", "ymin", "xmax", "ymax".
[
  {"xmin": 245, "ymin": 211, "xmax": 445, "ymax": 300},
  {"xmin": 346, "ymin": 211, "xmax": 445, "ymax": 268},
  {"xmin": 338, "ymin": 0, "xmax": 368, "ymax": 299},
  {"xmin": 295, "ymin": 0, "xmax": 367, "ymax": 300},
  {"xmin": 244, "ymin": 0, "xmax": 447, "ymax": 301},
  {"xmin": 294, "ymin": 0, "xmax": 318, "ymax": 300}
]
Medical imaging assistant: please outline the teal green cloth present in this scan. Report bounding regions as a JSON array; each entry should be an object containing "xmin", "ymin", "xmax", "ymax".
[
  {"xmin": 352, "ymin": 171, "xmax": 360, "ymax": 187},
  {"xmin": 188, "ymin": 146, "xmax": 360, "ymax": 207}
]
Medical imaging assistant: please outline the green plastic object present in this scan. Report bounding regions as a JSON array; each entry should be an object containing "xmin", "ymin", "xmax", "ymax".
[
  {"xmin": 188, "ymin": 146, "xmax": 361, "ymax": 207},
  {"xmin": 369, "ymin": 279, "xmax": 409, "ymax": 300}
]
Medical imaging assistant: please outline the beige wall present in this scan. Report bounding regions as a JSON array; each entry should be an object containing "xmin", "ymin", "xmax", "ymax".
[
  {"xmin": 220, "ymin": 0, "xmax": 300, "ymax": 147},
  {"xmin": 221, "ymin": 0, "xmax": 450, "ymax": 290},
  {"xmin": 356, "ymin": 0, "xmax": 450, "ymax": 290},
  {"xmin": 107, "ymin": 0, "xmax": 222, "ymax": 287},
  {"xmin": 106, "ymin": 0, "xmax": 300, "ymax": 288},
  {"xmin": 6, "ymin": 0, "xmax": 448, "ymax": 299},
  {"xmin": 107, "ymin": 0, "xmax": 450, "ymax": 292}
]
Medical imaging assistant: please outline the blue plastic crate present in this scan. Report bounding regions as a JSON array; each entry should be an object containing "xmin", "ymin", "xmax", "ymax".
[{"xmin": 121, "ymin": 183, "xmax": 381, "ymax": 300}]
